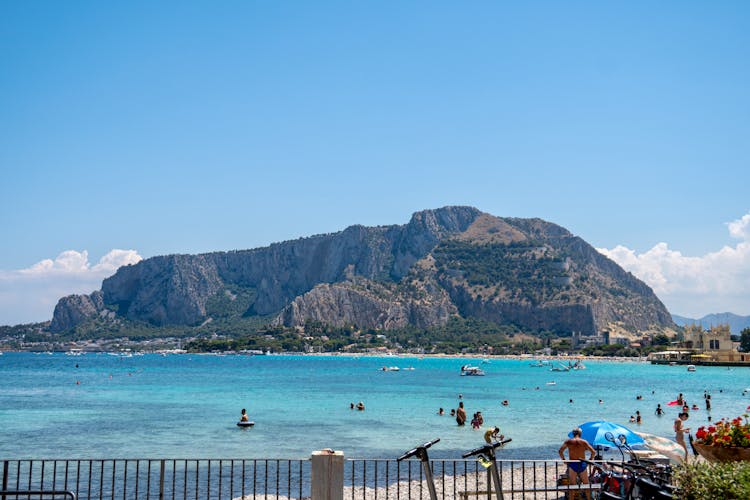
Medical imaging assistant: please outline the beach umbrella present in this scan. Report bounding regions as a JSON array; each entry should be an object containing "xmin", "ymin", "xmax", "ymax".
[{"xmin": 571, "ymin": 421, "xmax": 646, "ymax": 449}]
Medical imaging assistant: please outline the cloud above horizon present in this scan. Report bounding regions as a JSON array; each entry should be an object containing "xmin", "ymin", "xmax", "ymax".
[
  {"xmin": 0, "ymin": 249, "xmax": 142, "ymax": 325},
  {"xmin": 597, "ymin": 212, "xmax": 750, "ymax": 318}
]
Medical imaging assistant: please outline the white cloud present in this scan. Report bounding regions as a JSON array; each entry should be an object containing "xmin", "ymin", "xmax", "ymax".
[
  {"xmin": 598, "ymin": 213, "xmax": 750, "ymax": 318},
  {"xmin": 0, "ymin": 249, "xmax": 142, "ymax": 325},
  {"xmin": 728, "ymin": 213, "xmax": 750, "ymax": 240}
]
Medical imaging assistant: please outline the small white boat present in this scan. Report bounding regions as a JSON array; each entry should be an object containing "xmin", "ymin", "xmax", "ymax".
[
  {"xmin": 460, "ymin": 365, "xmax": 485, "ymax": 376},
  {"xmin": 687, "ymin": 365, "xmax": 696, "ymax": 372}
]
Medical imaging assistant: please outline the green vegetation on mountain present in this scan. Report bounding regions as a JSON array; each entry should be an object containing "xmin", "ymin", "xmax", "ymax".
[{"xmin": 6, "ymin": 207, "xmax": 676, "ymax": 353}]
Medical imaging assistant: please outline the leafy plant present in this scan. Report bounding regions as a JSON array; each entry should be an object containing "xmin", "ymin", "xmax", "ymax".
[{"xmin": 673, "ymin": 460, "xmax": 750, "ymax": 499}]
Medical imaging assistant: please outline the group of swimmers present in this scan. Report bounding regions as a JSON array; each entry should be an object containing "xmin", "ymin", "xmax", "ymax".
[{"xmin": 349, "ymin": 401, "xmax": 365, "ymax": 411}]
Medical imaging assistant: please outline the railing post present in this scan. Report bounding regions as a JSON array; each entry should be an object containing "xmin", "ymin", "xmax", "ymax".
[
  {"xmin": 2, "ymin": 460, "xmax": 8, "ymax": 500},
  {"xmin": 311, "ymin": 450, "xmax": 343, "ymax": 500},
  {"xmin": 159, "ymin": 460, "xmax": 165, "ymax": 500}
]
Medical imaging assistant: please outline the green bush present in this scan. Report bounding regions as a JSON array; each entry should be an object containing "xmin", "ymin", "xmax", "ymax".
[{"xmin": 673, "ymin": 460, "xmax": 750, "ymax": 499}]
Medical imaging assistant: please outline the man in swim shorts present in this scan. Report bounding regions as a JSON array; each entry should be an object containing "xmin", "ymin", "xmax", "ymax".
[{"xmin": 558, "ymin": 428, "xmax": 596, "ymax": 499}]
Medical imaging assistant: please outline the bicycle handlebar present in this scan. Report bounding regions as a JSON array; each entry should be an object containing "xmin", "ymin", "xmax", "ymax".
[
  {"xmin": 397, "ymin": 438, "xmax": 440, "ymax": 461},
  {"xmin": 461, "ymin": 438, "xmax": 512, "ymax": 458}
]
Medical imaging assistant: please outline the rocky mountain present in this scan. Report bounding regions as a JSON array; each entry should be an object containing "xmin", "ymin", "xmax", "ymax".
[
  {"xmin": 672, "ymin": 313, "xmax": 750, "ymax": 334},
  {"xmin": 50, "ymin": 207, "xmax": 674, "ymax": 336}
]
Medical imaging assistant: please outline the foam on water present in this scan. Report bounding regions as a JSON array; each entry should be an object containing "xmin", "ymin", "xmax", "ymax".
[{"xmin": 1, "ymin": 353, "xmax": 749, "ymax": 459}]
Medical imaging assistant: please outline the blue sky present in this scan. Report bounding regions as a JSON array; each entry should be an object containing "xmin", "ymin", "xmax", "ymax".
[{"xmin": 1, "ymin": 1, "xmax": 749, "ymax": 324}]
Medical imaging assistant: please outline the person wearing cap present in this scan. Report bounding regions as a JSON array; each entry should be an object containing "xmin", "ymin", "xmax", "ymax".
[{"xmin": 559, "ymin": 427, "xmax": 596, "ymax": 499}]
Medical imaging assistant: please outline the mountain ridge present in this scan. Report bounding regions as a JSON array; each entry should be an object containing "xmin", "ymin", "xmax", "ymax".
[
  {"xmin": 672, "ymin": 312, "xmax": 750, "ymax": 334},
  {"xmin": 49, "ymin": 206, "xmax": 675, "ymax": 336}
]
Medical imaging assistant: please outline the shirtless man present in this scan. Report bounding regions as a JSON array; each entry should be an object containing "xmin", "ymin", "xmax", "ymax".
[
  {"xmin": 456, "ymin": 402, "xmax": 467, "ymax": 426},
  {"xmin": 558, "ymin": 428, "xmax": 596, "ymax": 499}
]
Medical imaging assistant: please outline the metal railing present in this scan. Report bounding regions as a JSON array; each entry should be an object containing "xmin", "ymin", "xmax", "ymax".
[
  {"xmin": 1, "ymin": 459, "xmax": 309, "ymax": 500},
  {"xmin": 344, "ymin": 459, "xmax": 595, "ymax": 500},
  {"xmin": 2, "ymin": 458, "xmax": 610, "ymax": 499}
]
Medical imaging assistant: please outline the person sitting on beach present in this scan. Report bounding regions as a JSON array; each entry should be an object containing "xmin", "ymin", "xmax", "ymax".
[
  {"xmin": 240, "ymin": 409, "xmax": 249, "ymax": 422},
  {"xmin": 674, "ymin": 412, "xmax": 691, "ymax": 462},
  {"xmin": 559, "ymin": 428, "xmax": 596, "ymax": 499},
  {"xmin": 456, "ymin": 402, "xmax": 467, "ymax": 426},
  {"xmin": 484, "ymin": 426, "xmax": 504, "ymax": 444}
]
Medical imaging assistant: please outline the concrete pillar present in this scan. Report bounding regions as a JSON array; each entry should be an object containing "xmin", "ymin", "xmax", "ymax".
[{"xmin": 311, "ymin": 449, "xmax": 344, "ymax": 500}]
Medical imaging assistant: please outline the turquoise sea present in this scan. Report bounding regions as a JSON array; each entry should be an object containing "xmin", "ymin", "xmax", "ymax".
[{"xmin": 1, "ymin": 352, "xmax": 749, "ymax": 460}]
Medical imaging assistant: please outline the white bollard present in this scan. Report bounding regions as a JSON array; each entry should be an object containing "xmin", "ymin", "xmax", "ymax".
[{"xmin": 311, "ymin": 449, "xmax": 344, "ymax": 500}]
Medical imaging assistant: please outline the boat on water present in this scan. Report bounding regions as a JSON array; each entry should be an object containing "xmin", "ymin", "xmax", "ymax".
[
  {"xmin": 529, "ymin": 360, "xmax": 549, "ymax": 367},
  {"xmin": 687, "ymin": 365, "xmax": 696, "ymax": 372},
  {"xmin": 550, "ymin": 362, "xmax": 570, "ymax": 372},
  {"xmin": 460, "ymin": 365, "xmax": 485, "ymax": 376},
  {"xmin": 380, "ymin": 366, "xmax": 400, "ymax": 371}
]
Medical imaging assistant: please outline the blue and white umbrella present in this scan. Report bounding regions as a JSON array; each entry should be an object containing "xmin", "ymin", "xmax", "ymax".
[{"xmin": 571, "ymin": 421, "xmax": 646, "ymax": 449}]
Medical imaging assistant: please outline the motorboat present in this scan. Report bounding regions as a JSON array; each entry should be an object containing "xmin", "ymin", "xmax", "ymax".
[
  {"xmin": 460, "ymin": 365, "xmax": 485, "ymax": 376},
  {"xmin": 687, "ymin": 365, "xmax": 696, "ymax": 372},
  {"xmin": 550, "ymin": 362, "xmax": 570, "ymax": 372}
]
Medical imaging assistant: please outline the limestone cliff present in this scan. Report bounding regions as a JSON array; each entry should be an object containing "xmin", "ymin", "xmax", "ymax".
[
  {"xmin": 50, "ymin": 291, "xmax": 105, "ymax": 332},
  {"xmin": 49, "ymin": 206, "xmax": 674, "ymax": 335}
]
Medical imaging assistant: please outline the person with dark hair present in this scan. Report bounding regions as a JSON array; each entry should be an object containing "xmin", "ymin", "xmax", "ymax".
[
  {"xmin": 240, "ymin": 409, "xmax": 249, "ymax": 422},
  {"xmin": 456, "ymin": 401, "xmax": 466, "ymax": 426},
  {"xmin": 559, "ymin": 428, "xmax": 596, "ymax": 499},
  {"xmin": 484, "ymin": 426, "xmax": 504, "ymax": 444},
  {"xmin": 674, "ymin": 412, "xmax": 691, "ymax": 461}
]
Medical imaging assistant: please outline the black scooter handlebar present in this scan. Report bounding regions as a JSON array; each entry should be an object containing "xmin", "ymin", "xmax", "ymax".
[
  {"xmin": 397, "ymin": 438, "xmax": 441, "ymax": 461},
  {"xmin": 462, "ymin": 438, "xmax": 512, "ymax": 458}
]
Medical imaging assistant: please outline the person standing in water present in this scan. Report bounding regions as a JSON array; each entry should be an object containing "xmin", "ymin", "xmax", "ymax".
[
  {"xmin": 674, "ymin": 412, "xmax": 691, "ymax": 462},
  {"xmin": 456, "ymin": 402, "xmax": 467, "ymax": 426}
]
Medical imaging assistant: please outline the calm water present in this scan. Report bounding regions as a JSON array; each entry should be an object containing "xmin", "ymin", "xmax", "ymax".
[{"xmin": 1, "ymin": 352, "xmax": 749, "ymax": 460}]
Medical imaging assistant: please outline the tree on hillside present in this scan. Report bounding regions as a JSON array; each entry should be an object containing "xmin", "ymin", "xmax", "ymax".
[{"xmin": 740, "ymin": 328, "xmax": 750, "ymax": 352}]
